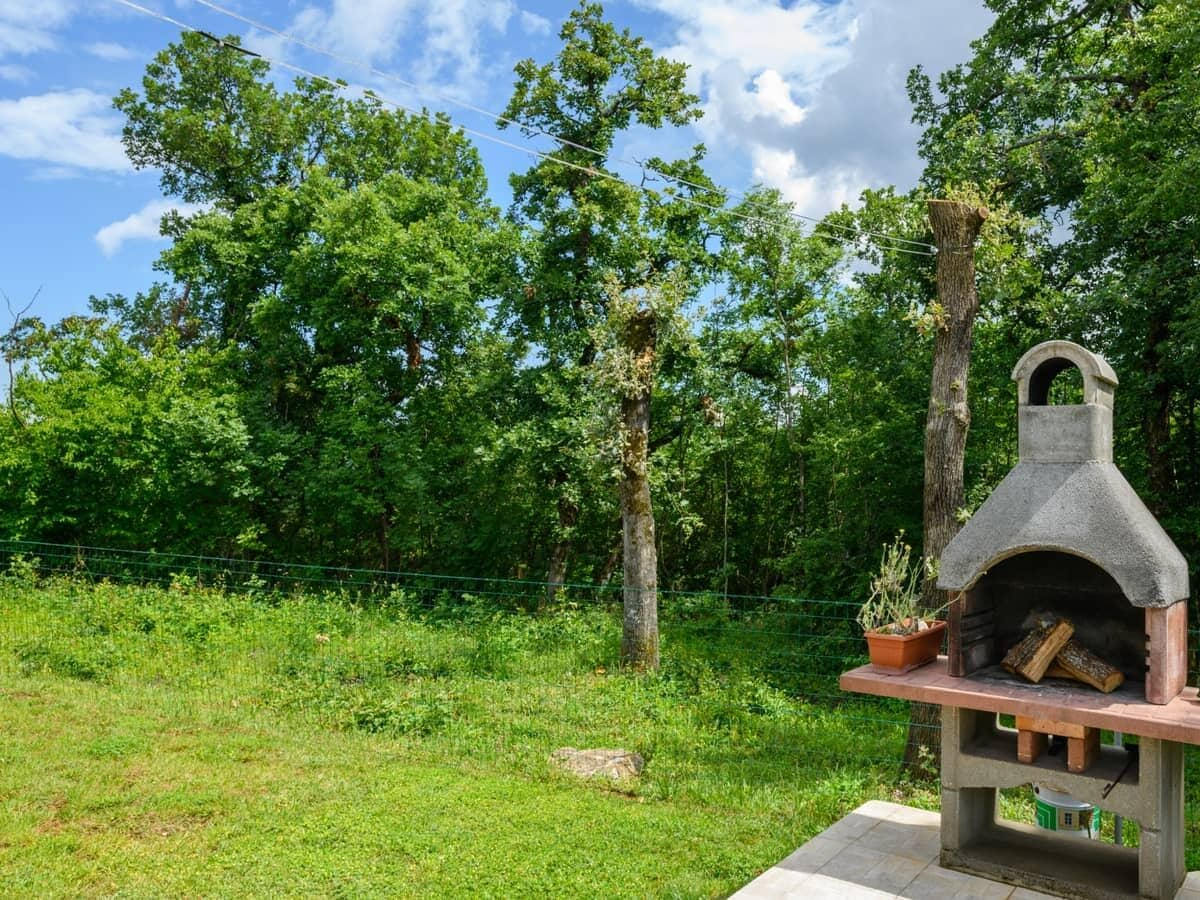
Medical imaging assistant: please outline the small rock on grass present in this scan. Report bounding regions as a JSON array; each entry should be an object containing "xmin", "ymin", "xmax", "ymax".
[{"xmin": 550, "ymin": 748, "xmax": 644, "ymax": 780}]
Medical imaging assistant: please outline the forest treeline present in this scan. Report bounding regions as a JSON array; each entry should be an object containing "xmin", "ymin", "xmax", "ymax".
[{"xmin": 1, "ymin": 1, "xmax": 1196, "ymax": 601}]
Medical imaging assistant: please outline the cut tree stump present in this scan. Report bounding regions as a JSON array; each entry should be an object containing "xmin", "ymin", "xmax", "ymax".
[
  {"xmin": 1002, "ymin": 618, "xmax": 1074, "ymax": 683},
  {"xmin": 1055, "ymin": 639, "xmax": 1125, "ymax": 693}
]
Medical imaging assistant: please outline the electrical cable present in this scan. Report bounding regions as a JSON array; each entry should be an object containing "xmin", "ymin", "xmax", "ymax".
[
  {"xmin": 110, "ymin": 0, "xmax": 936, "ymax": 257},
  {"xmin": 188, "ymin": 0, "xmax": 936, "ymax": 253}
]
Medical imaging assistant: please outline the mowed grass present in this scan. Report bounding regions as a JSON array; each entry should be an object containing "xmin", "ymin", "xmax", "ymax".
[
  {"xmin": 0, "ymin": 572, "xmax": 919, "ymax": 898},
  {"xmin": 11, "ymin": 570, "xmax": 1195, "ymax": 897}
]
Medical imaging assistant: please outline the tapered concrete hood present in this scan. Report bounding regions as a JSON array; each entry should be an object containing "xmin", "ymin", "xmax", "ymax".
[{"xmin": 937, "ymin": 341, "xmax": 1189, "ymax": 608}]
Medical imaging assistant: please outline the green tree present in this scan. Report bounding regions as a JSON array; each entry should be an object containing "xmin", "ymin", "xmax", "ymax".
[
  {"xmin": 500, "ymin": 2, "xmax": 722, "ymax": 664},
  {"xmin": 0, "ymin": 317, "xmax": 257, "ymax": 553},
  {"xmin": 909, "ymin": 0, "xmax": 1200, "ymax": 551},
  {"xmin": 713, "ymin": 190, "xmax": 845, "ymax": 585},
  {"xmin": 109, "ymin": 32, "xmax": 516, "ymax": 568}
]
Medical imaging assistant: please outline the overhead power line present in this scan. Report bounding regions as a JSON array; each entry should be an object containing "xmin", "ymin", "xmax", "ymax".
[
  {"xmin": 189, "ymin": 0, "xmax": 935, "ymax": 253},
  {"xmin": 111, "ymin": 0, "xmax": 935, "ymax": 257}
]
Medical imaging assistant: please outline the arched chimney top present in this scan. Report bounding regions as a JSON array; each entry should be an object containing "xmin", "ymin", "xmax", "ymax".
[{"xmin": 1012, "ymin": 340, "xmax": 1118, "ymax": 407}]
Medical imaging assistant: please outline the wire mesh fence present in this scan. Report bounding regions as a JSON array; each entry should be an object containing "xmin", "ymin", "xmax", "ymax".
[
  {"xmin": 0, "ymin": 539, "xmax": 919, "ymax": 775},
  {"xmin": 4, "ymin": 536, "xmax": 1200, "ymax": 855}
]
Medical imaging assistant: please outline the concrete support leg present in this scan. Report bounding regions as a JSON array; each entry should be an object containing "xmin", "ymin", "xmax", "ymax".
[
  {"xmin": 1136, "ymin": 738, "xmax": 1184, "ymax": 900},
  {"xmin": 940, "ymin": 706, "xmax": 997, "ymax": 854},
  {"xmin": 941, "ymin": 786, "xmax": 997, "ymax": 853}
]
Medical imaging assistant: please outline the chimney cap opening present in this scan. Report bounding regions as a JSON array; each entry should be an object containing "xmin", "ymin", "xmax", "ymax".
[
  {"xmin": 1026, "ymin": 358, "xmax": 1084, "ymax": 405},
  {"xmin": 1012, "ymin": 340, "xmax": 1118, "ymax": 407}
]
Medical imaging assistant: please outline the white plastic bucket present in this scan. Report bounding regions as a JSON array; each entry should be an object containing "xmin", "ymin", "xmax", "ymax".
[{"xmin": 1034, "ymin": 784, "xmax": 1100, "ymax": 839}]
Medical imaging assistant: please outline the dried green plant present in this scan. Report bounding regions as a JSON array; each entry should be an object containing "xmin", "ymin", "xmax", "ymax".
[{"xmin": 857, "ymin": 533, "xmax": 946, "ymax": 636}]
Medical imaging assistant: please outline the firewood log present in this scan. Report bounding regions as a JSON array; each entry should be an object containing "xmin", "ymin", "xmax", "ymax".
[
  {"xmin": 1001, "ymin": 617, "xmax": 1074, "ymax": 683},
  {"xmin": 1054, "ymin": 639, "xmax": 1125, "ymax": 693},
  {"xmin": 1044, "ymin": 662, "xmax": 1077, "ymax": 680}
]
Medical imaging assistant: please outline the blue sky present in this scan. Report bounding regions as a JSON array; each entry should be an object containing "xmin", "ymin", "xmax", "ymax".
[{"xmin": 0, "ymin": 0, "xmax": 993, "ymax": 327}]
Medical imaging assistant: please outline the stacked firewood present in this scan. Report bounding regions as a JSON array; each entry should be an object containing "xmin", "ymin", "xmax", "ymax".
[{"xmin": 1001, "ymin": 616, "xmax": 1124, "ymax": 693}]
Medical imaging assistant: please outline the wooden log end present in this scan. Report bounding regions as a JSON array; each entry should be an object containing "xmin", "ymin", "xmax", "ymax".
[
  {"xmin": 1055, "ymin": 639, "xmax": 1124, "ymax": 693},
  {"xmin": 1001, "ymin": 618, "xmax": 1074, "ymax": 683}
]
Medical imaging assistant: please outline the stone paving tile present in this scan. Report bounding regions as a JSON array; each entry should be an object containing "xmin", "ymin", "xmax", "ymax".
[
  {"xmin": 729, "ymin": 866, "xmax": 808, "ymax": 899},
  {"xmin": 898, "ymin": 863, "xmax": 1016, "ymax": 899},
  {"xmin": 784, "ymin": 872, "xmax": 894, "ymax": 900},
  {"xmin": 816, "ymin": 842, "xmax": 930, "ymax": 895},
  {"xmin": 857, "ymin": 852, "xmax": 931, "ymax": 894},
  {"xmin": 855, "ymin": 817, "xmax": 941, "ymax": 862},
  {"xmin": 883, "ymin": 803, "xmax": 940, "ymax": 827},
  {"xmin": 821, "ymin": 809, "xmax": 889, "ymax": 843},
  {"xmin": 814, "ymin": 840, "xmax": 894, "ymax": 881},
  {"xmin": 733, "ymin": 801, "xmax": 1200, "ymax": 898},
  {"xmin": 775, "ymin": 835, "xmax": 847, "ymax": 875},
  {"xmin": 858, "ymin": 799, "xmax": 908, "ymax": 820}
]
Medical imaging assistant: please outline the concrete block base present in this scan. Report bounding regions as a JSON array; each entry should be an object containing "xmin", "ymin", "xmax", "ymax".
[
  {"xmin": 942, "ymin": 707, "xmax": 1186, "ymax": 900},
  {"xmin": 733, "ymin": 801, "xmax": 1200, "ymax": 899},
  {"xmin": 941, "ymin": 819, "xmax": 1138, "ymax": 899}
]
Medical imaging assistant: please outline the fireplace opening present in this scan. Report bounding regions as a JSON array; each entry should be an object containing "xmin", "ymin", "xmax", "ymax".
[{"xmin": 951, "ymin": 550, "xmax": 1149, "ymax": 689}]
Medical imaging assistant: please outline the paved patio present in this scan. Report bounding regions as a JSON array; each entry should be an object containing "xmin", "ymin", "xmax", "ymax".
[{"xmin": 732, "ymin": 800, "xmax": 1200, "ymax": 899}]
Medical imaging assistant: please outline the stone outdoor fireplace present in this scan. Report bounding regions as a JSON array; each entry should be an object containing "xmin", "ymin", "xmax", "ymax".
[
  {"xmin": 937, "ymin": 340, "xmax": 1190, "ymax": 704},
  {"xmin": 841, "ymin": 339, "xmax": 1200, "ymax": 900}
]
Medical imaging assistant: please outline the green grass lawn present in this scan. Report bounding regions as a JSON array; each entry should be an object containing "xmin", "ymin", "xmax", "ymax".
[{"xmin": 1, "ymin": 572, "xmax": 1194, "ymax": 897}]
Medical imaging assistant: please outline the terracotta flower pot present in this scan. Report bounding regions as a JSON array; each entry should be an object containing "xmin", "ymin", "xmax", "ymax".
[{"xmin": 864, "ymin": 620, "xmax": 946, "ymax": 674}]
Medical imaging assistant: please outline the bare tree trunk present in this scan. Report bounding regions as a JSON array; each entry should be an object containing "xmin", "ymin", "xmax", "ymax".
[
  {"xmin": 594, "ymin": 539, "xmax": 621, "ymax": 586},
  {"xmin": 544, "ymin": 482, "xmax": 577, "ymax": 610},
  {"xmin": 379, "ymin": 507, "xmax": 392, "ymax": 571},
  {"xmin": 903, "ymin": 199, "xmax": 988, "ymax": 778},
  {"xmin": 620, "ymin": 309, "xmax": 659, "ymax": 670},
  {"xmin": 2, "ymin": 286, "xmax": 38, "ymax": 429},
  {"xmin": 368, "ymin": 443, "xmax": 392, "ymax": 571}
]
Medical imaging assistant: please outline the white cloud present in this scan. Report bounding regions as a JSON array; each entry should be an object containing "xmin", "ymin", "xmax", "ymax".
[
  {"xmin": 416, "ymin": 0, "xmax": 513, "ymax": 90},
  {"xmin": 634, "ymin": 0, "xmax": 855, "ymax": 205},
  {"xmin": 94, "ymin": 199, "xmax": 209, "ymax": 257},
  {"xmin": 640, "ymin": 0, "xmax": 993, "ymax": 217},
  {"xmin": 84, "ymin": 40, "xmax": 134, "ymax": 61},
  {"xmin": 647, "ymin": 0, "xmax": 855, "ymax": 93},
  {"xmin": 751, "ymin": 146, "xmax": 860, "ymax": 215},
  {"xmin": 288, "ymin": 0, "xmax": 514, "ymax": 96},
  {"xmin": 748, "ymin": 69, "xmax": 806, "ymax": 126},
  {"xmin": 518, "ymin": 10, "xmax": 551, "ymax": 36},
  {"xmin": 29, "ymin": 165, "xmax": 84, "ymax": 180},
  {"xmin": 0, "ymin": 62, "xmax": 31, "ymax": 80},
  {"xmin": 0, "ymin": 89, "xmax": 129, "ymax": 173},
  {"xmin": 0, "ymin": 0, "xmax": 73, "ymax": 58},
  {"xmin": 291, "ymin": 0, "xmax": 417, "ymax": 68}
]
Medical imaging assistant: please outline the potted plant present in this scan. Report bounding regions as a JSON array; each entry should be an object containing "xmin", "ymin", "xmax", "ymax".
[{"xmin": 858, "ymin": 533, "xmax": 948, "ymax": 673}]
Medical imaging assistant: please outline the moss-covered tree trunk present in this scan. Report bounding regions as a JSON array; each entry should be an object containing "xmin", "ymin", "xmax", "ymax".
[
  {"xmin": 620, "ymin": 309, "xmax": 659, "ymax": 670},
  {"xmin": 544, "ymin": 482, "xmax": 578, "ymax": 609},
  {"xmin": 903, "ymin": 198, "xmax": 988, "ymax": 777}
]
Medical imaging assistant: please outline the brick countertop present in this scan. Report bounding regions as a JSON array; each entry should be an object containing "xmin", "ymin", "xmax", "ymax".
[{"xmin": 840, "ymin": 658, "xmax": 1200, "ymax": 744}]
